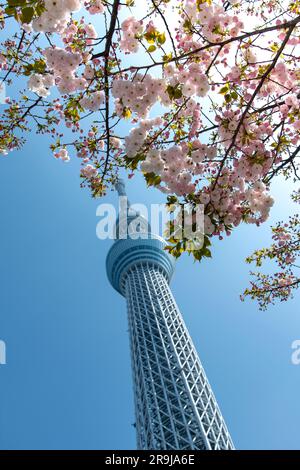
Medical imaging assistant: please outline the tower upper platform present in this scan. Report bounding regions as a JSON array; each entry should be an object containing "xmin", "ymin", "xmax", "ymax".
[{"xmin": 106, "ymin": 179, "xmax": 175, "ymax": 295}]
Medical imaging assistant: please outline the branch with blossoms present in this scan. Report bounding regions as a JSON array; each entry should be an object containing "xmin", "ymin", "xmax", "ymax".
[
  {"xmin": 1, "ymin": 0, "xmax": 300, "ymax": 272},
  {"xmin": 242, "ymin": 195, "xmax": 300, "ymax": 310}
]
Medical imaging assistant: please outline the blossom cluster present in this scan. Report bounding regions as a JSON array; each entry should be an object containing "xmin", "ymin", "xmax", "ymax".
[
  {"xmin": 243, "ymin": 213, "xmax": 300, "ymax": 309},
  {"xmin": 112, "ymin": 74, "xmax": 168, "ymax": 118},
  {"xmin": 28, "ymin": 73, "xmax": 55, "ymax": 97},
  {"xmin": 81, "ymin": 163, "xmax": 98, "ymax": 178},
  {"xmin": 124, "ymin": 102, "xmax": 275, "ymax": 232},
  {"xmin": 80, "ymin": 91, "xmax": 105, "ymax": 111},
  {"xmin": 85, "ymin": 0, "xmax": 105, "ymax": 15},
  {"xmin": 124, "ymin": 117, "xmax": 163, "ymax": 158},
  {"xmin": 54, "ymin": 148, "xmax": 70, "ymax": 162},
  {"xmin": 183, "ymin": 1, "xmax": 244, "ymax": 43},
  {"xmin": 164, "ymin": 63, "xmax": 210, "ymax": 99},
  {"xmin": 140, "ymin": 144, "xmax": 194, "ymax": 196},
  {"xmin": 43, "ymin": 47, "xmax": 87, "ymax": 94},
  {"xmin": 32, "ymin": 0, "xmax": 82, "ymax": 34},
  {"xmin": 62, "ymin": 20, "xmax": 98, "ymax": 48},
  {"xmin": 120, "ymin": 17, "xmax": 143, "ymax": 53}
]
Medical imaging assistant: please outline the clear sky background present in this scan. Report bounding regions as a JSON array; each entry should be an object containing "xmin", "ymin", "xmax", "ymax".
[{"xmin": 1, "ymin": 5, "xmax": 300, "ymax": 451}]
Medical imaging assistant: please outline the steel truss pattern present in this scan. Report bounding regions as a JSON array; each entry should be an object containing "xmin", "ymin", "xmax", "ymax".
[{"xmin": 123, "ymin": 263, "xmax": 234, "ymax": 450}]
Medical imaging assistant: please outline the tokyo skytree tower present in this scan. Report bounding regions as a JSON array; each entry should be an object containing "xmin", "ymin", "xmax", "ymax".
[{"xmin": 106, "ymin": 180, "xmax": 234, "ymax": 450}]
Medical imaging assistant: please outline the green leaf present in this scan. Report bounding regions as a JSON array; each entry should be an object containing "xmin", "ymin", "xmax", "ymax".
[
  {"xmin": 144, "ymin": 32, "xmax": 156, "ymax": 44},
  {"xmin": 162, "ymin": 53, "xmax": 173, "ymax": 62},
  {"xmin": 166, "ymin": 84, "xmax": 182, "ymax": 100},
  {"xmin": 203, "ymin": 248, "xmax": 212, "ymax": 258},
  {"xmin": 124, "ymin": 153, "xmax": 145, "ymax": 171},
  {"xmin": 167, "ymin": 195, "xmax": 178, "ymax": 205},
  {"xmin": 144, "ymin": 172, "xmax": 161, "ymax": 187},
  {"xmin": 23, "ymin": 59, "xmax": 47, "ymax": 76},
  {"xmin": 219, "ymin": 83, "xmax": 229, "ymax": 95},
  {"xmin": 174, "ymin": 88, "xmax": 183, "ymax": 99},
  {"xmin": 5, "ymin": 5, "xmax": 16, "ymax": 15},
  {"xmin": 35, "ymin": 3, "xmax": 46, "ymax": 16},
  {"xmin": 148, "ymin": 45, "xmax": 156, "ymax": 53},
  {"xmin": 157, "ymin": 32, "xmax": 166, "ymax": 45},
  {"xmin": 20, "ymin": 6, "xmax": 34, "ymax": 24},
  {"xmin": 8, "ymin": 0, "xmax": 26, "ymax": 5},
  {"xmin": 183, "ymin": 19, "xmax": 192, "ymax": 32}
]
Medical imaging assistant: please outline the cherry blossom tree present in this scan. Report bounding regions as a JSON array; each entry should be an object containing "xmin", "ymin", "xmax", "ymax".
[
  {"xmin": 0, "ymin": 0, "xmax": 300, "ymax": 307},
  {"xmin": 242, "ymin": 189, "xmax": 300, "ymax": 309}
]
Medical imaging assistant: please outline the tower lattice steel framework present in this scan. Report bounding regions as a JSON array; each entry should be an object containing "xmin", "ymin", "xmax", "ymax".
[{"xmin": 106, "ymin": 180, "xmax": 234, "ymax": 450}]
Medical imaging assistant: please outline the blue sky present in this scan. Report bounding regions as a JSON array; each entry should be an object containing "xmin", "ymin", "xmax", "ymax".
[{"xmin": 0, "ymin": 133, "xmax": 300, "ymax": 449}]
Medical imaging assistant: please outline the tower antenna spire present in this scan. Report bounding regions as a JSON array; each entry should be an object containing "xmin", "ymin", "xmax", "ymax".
[
  {"xmin": 115, "ymin": 178, "xmax": 127, "ymax": 198},
  {"xmin": 115, "ymin": 177, "xmax": 132, "ymax": 211}
]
